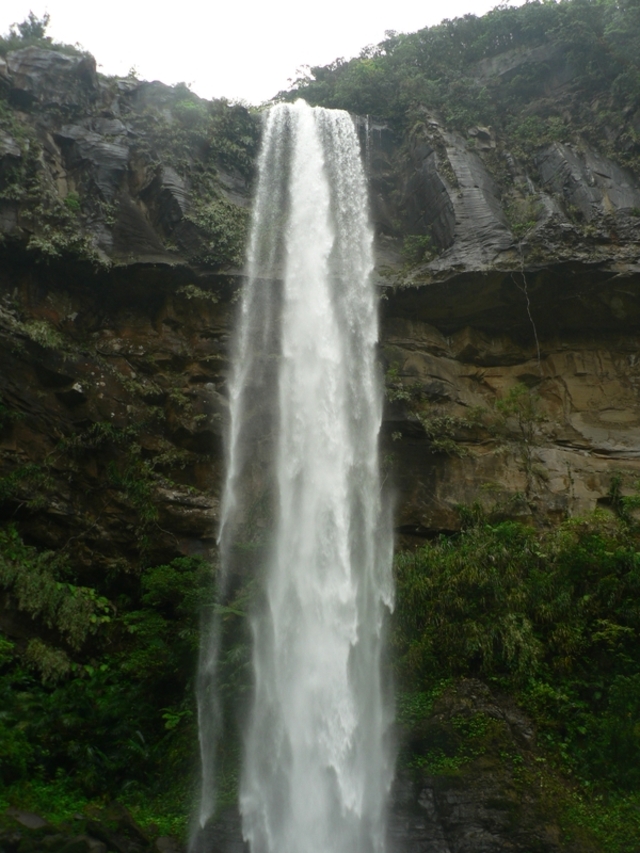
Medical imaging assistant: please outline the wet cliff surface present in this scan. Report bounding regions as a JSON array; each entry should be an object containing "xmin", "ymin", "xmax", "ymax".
[{"xmin": 1, "ymin": 24, "xmax": 639, "ymax": 853}]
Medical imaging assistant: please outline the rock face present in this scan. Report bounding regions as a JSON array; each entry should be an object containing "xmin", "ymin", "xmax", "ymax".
[
  {"xmin": 0, "ymin": 803, "xmax": 176, "ymax": 853},
  {"xmin": 0, "ymin": 47, "xmax": 256, "ymax": 267},
  {"xmin": 1, "ymin": 43, "xmax": 639, "ymax": 853},
  {"xmin": 381, "ymin": 279, "xmax": 640, "ymax": 534},
  {"xmin": 0, "ymin": 262, "xmax": 232, "ymax": 577},
  {"xmin": 364, "ymin": 103, "xmax": 640, "ymax": 537},
  {"xmin": 4, "ymin": 46, "xmax": 98, "ymax": 109},
  {"xmin": 367, "ymin": 112, "xmax": 640, "ymax": 280},
  {"xmin": 388, "ymin": 681, "xmax": 595, "ymax": 853}
]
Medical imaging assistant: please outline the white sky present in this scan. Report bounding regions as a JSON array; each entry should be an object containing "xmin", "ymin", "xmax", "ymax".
[{"xmin": 0, "ymin": 0, "xmax": 525, "ymax": 105}]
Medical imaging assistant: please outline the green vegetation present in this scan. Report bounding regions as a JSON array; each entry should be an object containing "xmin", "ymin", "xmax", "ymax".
[
  {"xmin": 64, "ymin": 192, "xmax": 81, "ymax": 213},
  {"xmin": 0, "ymin": 96, "xmax": 107, "ymax": 265},
  {"xmin": 185, "ymin": 197, "xmax": 249, "ymax": 268},
  {"xmin": 400, "ymin": 234, "xmax": 436, "ymax": 265},
  {"xmin": 394, "ymin": 503, "xmax": 640, "ymax": 849},
  {"xmin": 20, "ymin": 318, "xmax": 67, "ymax": 350},
  {"xmin": 0, "ymin": 12, "xmax": 86, "ymax": 58},
  {"xmin": 385, "ymin": 369, "xmax": 543, "ymax": 469},
  {"xmin": 492, "ymin": 383, "xmax": 547, "ymax": 496},
  {"xmin": 0, "ymin": 515, "xmax": 254, "ymax": 837},
  {"xmin": 0, "ymin": 521, "xmax": 212, "ymax": 830},
  {"xmin": 0, "ymin": 396, "xmax": 236, "ymax": 836},
  {"xmin": 505, "ymin": 194, "xmax": 545, "ymax": 239},
  {"xmin": 176, "ymin": 283, "xmax": 220, "ymax": 304},
  {"xmin": 124, "ymin": 92, "xmax": 258, "ymax": 267},
  {"xmin": 287, "ymin": 0, "xmax": 640, "ymax": 173},
  {"xmin": 0, "ymin": 14, "xmax": 258, "ymax": 270},
  {"xmin": 2, "ymin": 2, "xmax": 640, "ymax": 847}
]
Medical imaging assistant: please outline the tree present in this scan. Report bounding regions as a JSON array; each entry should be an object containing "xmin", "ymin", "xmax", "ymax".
[{"xmin": 12, "ymin": 11, "xmax": 50, "ymax": 41}]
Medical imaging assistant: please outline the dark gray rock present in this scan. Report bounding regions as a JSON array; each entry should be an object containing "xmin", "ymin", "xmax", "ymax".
[
  {"xmin": 40, "ymin": 833, "xmax": 70, "ymax": 849},
  {"xmin": 55, "ymin": 125, "xmax": 129, "ymax": 201},
  {"xmin": 386, "ymin": 680, "xmax": 594, "ymax": 853},
  {"xmin": 536, "ymin": 142, "xmax": 640, "ymax": 222},
  {"xmin": 85, "ymin": 821, "xmax": 144, "ymax": 853},
  {"xmin": 141, "ymin": 165, "xmax": 191, "ymax": 235},
  {"xmin": 111, "ymin": 194, "xmax": 174, "ymax": 262},
  {"xmin": 56, "ymin": 381, "xmax": 87, "ymax": 406},
  {"xmin": 6, "ymin": 47, "xmax": 97, "ymax": 109},
  {"xmin": 0, "ymin": 202, "xmax": 21, "ymax": 237},
  {"xmin": 402, "ymin": 138, "xmax": 456, "ymax": 251},
  {"xmin": 0, "ymin": 130, "xmax": 22, "ymax": 197},
  {"xmin": 90, "ymin": 117, "xmax": 128, "ymax": 138},
  {"xmin": 443, "ymin": 130, "xmax": 513, "ymax": 260},
  {"xmin": 388, "ymin": 777, "xmax": 452, "ymax": 853},
  {"xmin": 389, "ymin": 123, "xmax": 513, "ymax": 276}
]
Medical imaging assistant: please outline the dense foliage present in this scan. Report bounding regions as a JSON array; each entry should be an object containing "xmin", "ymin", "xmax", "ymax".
[
  {"xmin": 0, "ymin": 523, "xmax": 210, "ymax": 826},
  {"xmin": 287, "ymin": 0, "xmax": 640, "ymax": 170},
  {"xmin": 395, "ymin": 505, "xmax": 640, "ymax": 789}
]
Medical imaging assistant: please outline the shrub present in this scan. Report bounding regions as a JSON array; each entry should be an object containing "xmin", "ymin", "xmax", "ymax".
[{"xmin": 393, "ymin": 508, "xmax": 640, "ymax": 789}]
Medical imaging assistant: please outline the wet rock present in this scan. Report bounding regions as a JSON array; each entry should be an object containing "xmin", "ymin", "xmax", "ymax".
[
  {"xmin": 0, "ymin": 806, "xmax": 159, "ymax": 853},
  {"xmin": 156, "ymin": 484, "xmax": 217, "ymax": 536},
  {"xmin": 467, "ymin": 125, "xmax": 495, "ymax": 151},
  {"xmin": 141, "ymin": 166, "xmax": 190, "ymax": 234},
  {"xmin": 40, "ymin": 834, "xmax": 70, "ymax": 850},
  {"xmin": 85, "ymin": 819, "xmax": 145, "ymax": 853},
  {"xmin": 190, "ymin": 809, "xmax": 247, "ymax": 853},
  {"xmin": 111, "ymin": 194, "xmax": 175, "ymax": 262},
  {"xmin": 400, "ymin": 137, "xmax": 455, "ymax": 252}
]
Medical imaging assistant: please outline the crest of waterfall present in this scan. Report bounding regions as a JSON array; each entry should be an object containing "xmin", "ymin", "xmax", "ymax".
[{"xmin": 195, "ymin": 100, "xmax": 394, "ymax": 853}]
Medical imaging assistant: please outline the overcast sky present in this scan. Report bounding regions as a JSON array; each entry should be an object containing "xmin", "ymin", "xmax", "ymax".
[{"xmin": 0, "ymin": 0, "xmax": 525, "ymax": 104}]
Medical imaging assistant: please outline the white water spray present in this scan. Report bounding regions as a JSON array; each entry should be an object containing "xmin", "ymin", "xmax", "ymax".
[{"xmin": 196, "ymin": 100, "xmax": 394, "ymax": 853}]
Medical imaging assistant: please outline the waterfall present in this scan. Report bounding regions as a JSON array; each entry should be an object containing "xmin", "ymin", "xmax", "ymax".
[{"xmin": 196, "ymin": 100, "xmax": 394, "ymax": 853}]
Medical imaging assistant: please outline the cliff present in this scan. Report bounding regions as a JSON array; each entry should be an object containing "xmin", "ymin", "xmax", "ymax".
[
  {"xmin": 0, "ymin": 46, "xmax": 257, "ymax": 574},
  {"xmin": 1, "ymin": 4, "xmax": 639, "ymax": 852},
  {"xmin": 370, "ymin": 113, "xmax": 640, "ymax": 535},
  {"xmin": 2, "ymin": 40, "xmax": 639, "ymax": 562}
]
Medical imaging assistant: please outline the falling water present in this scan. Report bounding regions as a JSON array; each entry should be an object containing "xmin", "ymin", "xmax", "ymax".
[{"xmin": 196, "ymin": 100, "xmax": 394, "ymax": 853}]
